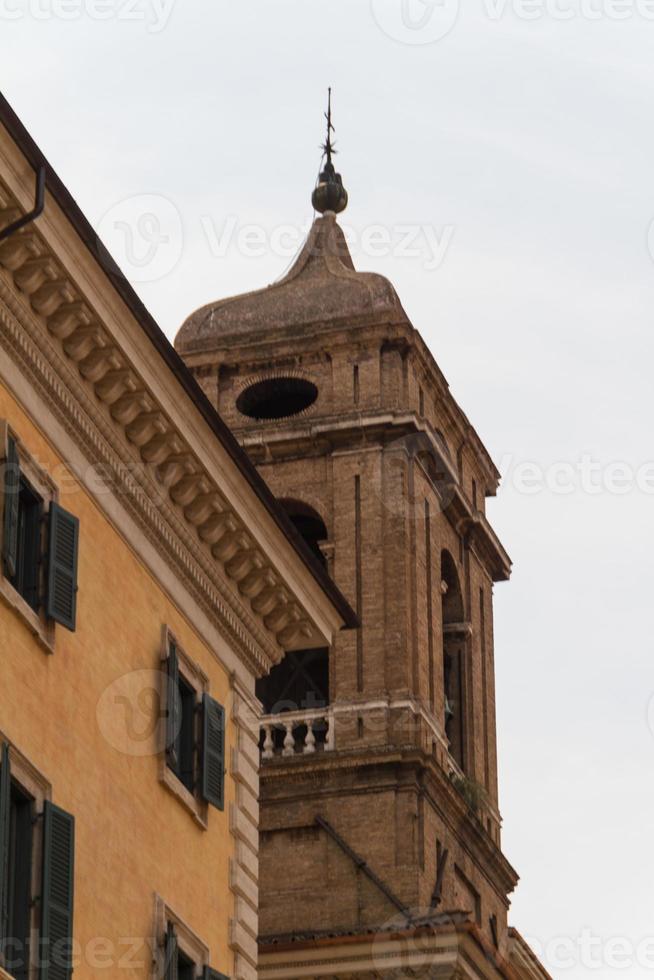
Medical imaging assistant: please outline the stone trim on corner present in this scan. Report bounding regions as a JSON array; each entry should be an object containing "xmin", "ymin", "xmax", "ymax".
[{"xmin": 228, "ymin": 679, "xmax": 261, "ymax": 980}]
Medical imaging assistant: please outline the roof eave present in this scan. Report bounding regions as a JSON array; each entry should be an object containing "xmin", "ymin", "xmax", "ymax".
[{"xmin": 0, "ymin": 89, "xmax": 358, "ymax": 634}]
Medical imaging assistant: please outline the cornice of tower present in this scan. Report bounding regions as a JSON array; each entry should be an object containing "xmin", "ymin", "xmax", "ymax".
[
  {"xmin": 258, "ymin": 744, "xmax": 520, "ymax": 900},
  {"xmin": 181, "ymin": 313, "xmax": 502, "ymax": 495}
]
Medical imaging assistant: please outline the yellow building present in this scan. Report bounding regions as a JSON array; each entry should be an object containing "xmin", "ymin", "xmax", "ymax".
[{"xmin": 0, "ymin": 94, "xmax": 355, "ymax": 980}]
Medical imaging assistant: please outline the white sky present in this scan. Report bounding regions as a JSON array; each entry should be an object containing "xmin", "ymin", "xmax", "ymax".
[{"xmin": 2, "ymin": 2, "xmax": 654, "ymax": 975}]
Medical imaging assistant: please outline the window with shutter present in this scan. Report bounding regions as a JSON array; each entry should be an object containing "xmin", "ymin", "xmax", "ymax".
[
  {"xmin": 164, "ymin": 921, "xmax": 179, "ymax": 980},
  {"xmin": 162, "ymin": 923, "xmax": 198, "ymax": 980},
  {"xmin": 2, "ymin": 437, "xmax": 19, "ymax": 579},
  {"xmin": 163, "ymin": 631, "xmax": 212, "ymax": 817},
  {"xmin": 178, "ymin": 949, "xmax": 197, "ymax": 980},
  {"xmin": 204, "ymin": 969, "xmax": 230, "ymax": 980},
  {"xmin": 155, "ymin": 897, "xmax": 211, "ymax": 979},
  {"xmin": 0, "ymin": 428, "xmax": 58, "ymax": 650},
  {"xmin": 201, "ymin": 695, "xmax": 225, "ymax": 811},
  {"xmin": 0, "ymin": 742, "xmax": 10, "ymax": 951},
  {"xmin": 12, "ymin": 478, "xmax": 42, "ymax": 612},
  {"xmin": 45, "ymin": 503, "xmax": 79, "ymax": 631},
  {"xmin": 0, "ymin": 744, "xmax": 33, "ymax": 980},
  {"xmin": 166, "ymin": 663, "xmax": 196, "ymax": 793},
  {"xmin": 161, "ymin": 630, "xmax": 224, "ymax": 823},
  {"xmin": 41, "ymin": 801, "xmax": 75, "ymax": 980},
  {"xmin": 166, "ymin": 641, "xmax": 180, "ymax": 774},
  {"xmin": 2, "ymin": 438, "xmax": 43, "ymax": 612},
  {"xmin": 177, "ymin": 676, "xmax": 197, "ymax": 793}
]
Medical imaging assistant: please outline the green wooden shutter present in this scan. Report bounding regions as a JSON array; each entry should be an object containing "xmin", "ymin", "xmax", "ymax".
[
  {"xmin": 45, "ymin": 503, "xmax": 79, "ymax": 631},
  {"xmin": 0, "ymin": 743, "xmax": 11, "ymax": 949},
  {"xmin": 40, "ymin": 801, "xmax": 75, "ymax": 980},
  {"xmin": 201, "ymin": 694, "xmax": 225, "ymax": 811},
  {"xmin": 164, "ymin": 921, "xmax": 178, "ymax": 980},
  {"xmin": 2, "ymin": 437, "xmax": 19, "ymax": 579},
  {"xmin": 166, "ymin": 641, "xmax": 180, "ymax": 772},
  {"xmin": 204, "ymin": 969, "xmax": 230, "ymax": 980}
]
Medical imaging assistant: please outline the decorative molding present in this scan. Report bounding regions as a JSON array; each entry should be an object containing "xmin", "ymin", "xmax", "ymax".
[
  {"xmin": 0, "ymin": 728, "xmax": 52, "ymax": 805},
  {"xmin": 0, "ymin": 574, "xmax": 55, "ymax": 654},
  {"xmin": 508, "ymin": 929, "xmax": 553, "ymax": 980},
  {"xmin": 257, "ymin": 920, "xmax": 520, "ymax": 980},
  {"xmin": 258, "ymin": 936, "xmax": 463, "ymax": 979},
  {"xmin": 0, "ymin": 178, "xmax": 323, "ymax": 677}
]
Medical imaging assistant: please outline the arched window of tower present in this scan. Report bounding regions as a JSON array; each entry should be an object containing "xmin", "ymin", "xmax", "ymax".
[
  {"xmin": 256, "ymin": 498, "xmax": 331, "ymax": 751},
  {"xmin": 256, "ymin": 647, "xmax": 329, "ymax": 718},
  {"xmin": 441, "ymin": 550, "xmax": 465, "ymax": 771},
  {"xmin": 236, "ymin": 376, "xmax": 317, "ymax": 421},
  {"xmin": 278, "ymin": 499, "xmax": 328, "ymax": 569}
]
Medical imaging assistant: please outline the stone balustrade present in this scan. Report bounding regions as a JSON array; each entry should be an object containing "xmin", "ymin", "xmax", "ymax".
[{"xmin": 260, "ymin": 708, "xmax": 334, "ymax": 759}]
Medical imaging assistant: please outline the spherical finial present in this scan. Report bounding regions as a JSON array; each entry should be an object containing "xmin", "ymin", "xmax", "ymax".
[
  {"xmin": 312, "ymin": 88, "xmax": 348, "ymax": 215},
  {"xmin": 312, "ymin": 161, "xmax": 348, "ymax": 215}
]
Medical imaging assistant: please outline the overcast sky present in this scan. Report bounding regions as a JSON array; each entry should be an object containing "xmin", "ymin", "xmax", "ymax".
[{"xmin": 3, "ymin": 2, "xmax": 654, "ymax": 975}]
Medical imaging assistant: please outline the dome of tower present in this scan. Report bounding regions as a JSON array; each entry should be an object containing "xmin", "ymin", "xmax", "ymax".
[{"xmin": 175, "ymin": 212, "xmax": 407, "ymax": 354}]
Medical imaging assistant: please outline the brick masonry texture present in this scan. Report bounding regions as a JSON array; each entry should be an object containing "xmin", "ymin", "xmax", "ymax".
[{"xmin": 176, "ymin": 212, "xmax": 518, "ymax": 957}]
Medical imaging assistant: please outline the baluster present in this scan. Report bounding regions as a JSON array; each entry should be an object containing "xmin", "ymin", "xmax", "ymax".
[
  {"xmin": 282, "ymin": 720, "xmax": 295, "ymax": 757},
  {"xmin": 262, "ymin": 724, "xmax": 274, "ymax": 760},
  {"xmin": 304, "ymin": 719, "xmax": 316, "ymax": 754},
  {"xmin": 325, "ymin": 713, "xmax": 335, "ymax": 751}
]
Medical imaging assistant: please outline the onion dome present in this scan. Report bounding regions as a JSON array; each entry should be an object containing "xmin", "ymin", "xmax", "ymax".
[
  {"xmin": 175, "ymin": 91, "xmax": 407, "ymax": 354},
  {"xmin": 175, "ymin": 212, "xmax": 405, "ymax": 351}
]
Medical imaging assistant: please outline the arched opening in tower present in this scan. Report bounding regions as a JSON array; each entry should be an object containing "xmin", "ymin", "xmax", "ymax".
[
  {"xmin": 441, "ymin": 550, "xmax": 465, "ymax": 770},
  {"xmin": 256, "ymin": 500, "xmax": 331, "ymax": 753},
  {"xmin": 279, "ymin": 498, "xmax": 328, "ymax": 569}
]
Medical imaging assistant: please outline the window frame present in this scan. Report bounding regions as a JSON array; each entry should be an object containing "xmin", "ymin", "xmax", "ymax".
[
  {"xmin": 0, "ymin": 733, "xmax": 51, "ymax": 980},
  {"xmin": 0, "ymin": 423, "xmax": 57, "ymax": 653},
  {"xmin": 159, "ymin": 627, "xmax": 209, "ymax": 829},
  {"xmin": 153, "ymin": 895, "xmax": 210, "ymax": 979}
]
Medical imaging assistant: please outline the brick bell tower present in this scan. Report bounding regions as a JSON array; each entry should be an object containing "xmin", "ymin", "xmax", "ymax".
[{"xmin": 175, "ymin": 102, "xmax": 549, "ymax": 980}]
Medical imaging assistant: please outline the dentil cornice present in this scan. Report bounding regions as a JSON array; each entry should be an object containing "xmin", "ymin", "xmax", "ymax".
[{"xmin": 0, "ymin": 178, "xmax": 321, "ymax": 677}]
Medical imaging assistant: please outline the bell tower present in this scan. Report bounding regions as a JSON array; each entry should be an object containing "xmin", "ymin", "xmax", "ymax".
[{"xmin": 175, "ymin": 101, "xmax": 548, "ymax": 980}]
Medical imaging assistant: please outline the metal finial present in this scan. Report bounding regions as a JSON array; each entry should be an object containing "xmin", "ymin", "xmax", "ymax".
[
  {"xmin": 312, "ymin": 88, "xmax": 348, "ymax": 215},
  {"xmin": 323, "ymin": 87, "xmax": 336, "ymax": 164}
]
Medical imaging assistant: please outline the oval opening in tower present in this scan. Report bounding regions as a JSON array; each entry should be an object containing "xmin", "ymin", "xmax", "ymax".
[{"xmin": 237, "ymin": 377, "xmax": 318, "ymax": 421}]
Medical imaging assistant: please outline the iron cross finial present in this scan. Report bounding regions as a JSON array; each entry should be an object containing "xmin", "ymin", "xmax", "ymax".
[
  {"xmin": 312, "ymin": 87, "xmax": 348, "ymax": 214},
  {"xmin": 323, "ymin": 87, "xmax": 337, "ymax": 164}
]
